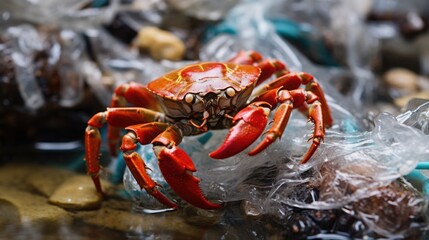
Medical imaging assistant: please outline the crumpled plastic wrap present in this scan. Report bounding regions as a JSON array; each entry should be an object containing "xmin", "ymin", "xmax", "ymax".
[
  {"xmin": 263, "ymin": 0, "xmax": 380, "ymax": 107},
  {"xmin": 200, "ymin": 0, "xmax": 302, "ymax": 71},
  {"xmin": 165, "ymin": 0, "xmax": 240, "ymax": 21},
  {"xmin": 0, "ymin": 0, "xmax": 119, "ymax": 110},
  {"xmin": 0, "ymin": 0, "xmax": 119, "ymax": 30},
  {"xmin": 121, "ymin": 1, "xmax": 428, "ymax": 236},
  {"xmin": 269, "ymin": 112, "xmax": 429, "ymax": 208},
  {"xmin": 121, "ymin": 0, "xmax": 366, "ymax": 209},
  {"xmin": 0, "ymin": 24, "xmax": 85, "ymax": 109},
  {"xmin": 123, "ymin": 95, "xmax": 429, "ymax": 235}
]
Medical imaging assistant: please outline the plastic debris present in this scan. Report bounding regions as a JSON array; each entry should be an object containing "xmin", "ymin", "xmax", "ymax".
[
  {"xmin": 116, "ymin": 2, "xmax": 429, "ymax": 237},
  {"xmin": 165, "ymin": 0, "xmax": 240, "ymax": 21},
  {"xmin": 0, "ymin": 0, "xmax": 119, "ymax": 30}
]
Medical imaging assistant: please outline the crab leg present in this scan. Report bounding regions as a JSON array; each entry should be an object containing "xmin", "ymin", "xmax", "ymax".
[
  {"xmin": 209, "ymin": 101, "xmax": 271, "ymax": 159},
  {"xmin": 301, "ymin": 93, "xmax": 325, "ymax": 164},
  {"xmin": 305, "ymin": 79, "xmax": 333, "ymax": 128},
  {"xmin": 255, "ymin": 72, "xmax": 333, "ymax": 127},
  {"xmin": 250, "ymin": 88, "xmax": 326, "ymax": 163},
  {"xmin": 85, "ymin": 107, "xmax": 164, "ymax": 194},
  {"xmin": 152, "ymin": 126, "xmax": 223, "ymax": 209},
  {"xmin": 120, "ymin": 123, "xmax": 178, "ymax": 209},
  {"xmin": 108, "ymin": 82, "xmax": 162, "ymax": 156},
  {"xmin": 228, "ymin": 50, "xmax": 287, "ymax": 85},
  {"xmin": 247, "ymin": 89, "xmax": 298, "ymax": 156}
]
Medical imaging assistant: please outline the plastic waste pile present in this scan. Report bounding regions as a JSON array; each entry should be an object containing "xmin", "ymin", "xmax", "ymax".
[{"xmin": 1, "ymin": 0, "xmax": 429, "ymax": 238}]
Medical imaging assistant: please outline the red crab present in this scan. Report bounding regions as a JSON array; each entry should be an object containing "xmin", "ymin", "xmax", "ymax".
[{"xmin": 85, "ymin": 50, "xmax": 333, "ymax": 210}]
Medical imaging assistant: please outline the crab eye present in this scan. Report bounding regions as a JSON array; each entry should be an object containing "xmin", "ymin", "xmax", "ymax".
[
  {"xmin": 226, "ymin": 87, "xmax": 236, "ymax": 97},
  {"xmin": 185, "ymin": 93, "xmax": 194, "ymax": 104}
]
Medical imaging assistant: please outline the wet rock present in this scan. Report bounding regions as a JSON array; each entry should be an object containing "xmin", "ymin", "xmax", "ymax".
[
  {"xmin": 48, "ymin": 175, "xmax": 112, "ymax": 210},
  {"xmin": 383, "ymin": 68, "xmax": 429, "ymax": 108},
  {"xmin": 0, "ymin": 199, "xmax": 20, "ymax": 227},
  {"xmin": 0, "ymin": 163, "xmax": 75, "ymax": 195},
  {"xmin": 0, "ymin": 164, "xmax": 37, "ymax": 190},
  {"xmin": 0, "ymin": 186, "xmax": 72, "ymax": 225},
  {"xmin": 75, "ymin": 199, "xmax": 206, "ymax": 239},
  {"xmin": 383, "ymin": 68, "xmax": 419, "ymax": 93},
  {"xmin": 26, "ymin": 166, "xmax": 76, "ymax": 197},
  {"xmin": 134, "ymin": 26, "xmax": 185, "ymax": 61}
]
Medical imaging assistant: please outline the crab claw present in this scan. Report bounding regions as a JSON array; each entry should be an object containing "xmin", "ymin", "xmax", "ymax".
[
  {"xmin": 155, "ymin": 145, "xmax": 222, "ymax": 210},
  {"xmin": 209, "ymin": 102, "xmax": 271, "ymax": 159}
]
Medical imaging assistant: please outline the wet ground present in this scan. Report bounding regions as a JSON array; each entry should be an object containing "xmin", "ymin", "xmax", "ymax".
[{"xmin": 0, "ymin": 149, "xmax": 428, "ymax": 240}]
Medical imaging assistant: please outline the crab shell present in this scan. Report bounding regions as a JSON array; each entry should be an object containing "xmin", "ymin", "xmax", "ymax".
[{"xmin": 146, "ymin": 62, "xmax": 262, "ymax": 121}]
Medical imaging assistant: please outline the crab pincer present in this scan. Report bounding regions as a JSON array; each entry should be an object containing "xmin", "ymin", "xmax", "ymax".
[
  {"xmin": 210, "ymin": 102, "xmax": 271, "ymax": 159},
  {"xmin": 154, "ymin": 145, "xmax": 223, "ymax": 209}
]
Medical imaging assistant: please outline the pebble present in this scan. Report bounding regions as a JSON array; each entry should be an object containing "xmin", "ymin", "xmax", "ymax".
[
  {"xmin": 383, "ymin": 68, "xmax": 419, "ymax": 93},
  {"xmin": 383, "ymin": 68, "xmax": 429, "ymax": 108},
  {"xmin": 0, "ymin": 186, "xmax": 72, "ymax": 225},
  {"xmin": 0, "ymin": 164, "xmax": 39, "ymax": 190},
  {"xmin": 26, "ymin": 166, "xmax": 76, "ymax": 197},
  {"xmin": 134, "ymin": 26, "xmax": 186, "ymax": 61},
  {"xmin": 0, "ymin": 199, "xmax": 20, "ymax": 227},
  {"xmin": 0, "ymin": 163, "xmax": 208, "ymax": 239},
  {"xmin": 394, "ymin": 91, "xmax": 429, "ymax": 108},
  {"xmin": 48, "ymin": 175, "xmax": 111, "ymax": 210}
]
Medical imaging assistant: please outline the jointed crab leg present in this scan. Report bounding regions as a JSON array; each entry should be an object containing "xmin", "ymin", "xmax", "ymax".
[
  {"xmin": 117, "ymin": 122, "xmax": 222, "ymax": 209},
  {"xmin": 211, "ymin": 86, "xmax": 327, "ymax": 164},
  {"xmin": 228, "ymin": 50, "xmax": 287, "ymax": 85},
  {"xmin": 149, "ymin": 126, "xmax": 223, "ymax": 209},
  {"xmin": 256, "ymin": 71, "xmax": 333, "ymax": 127},
  {"xmin": 108, "ymin": 82, "xmax": 162, "ymax": 156},
  {"xmin": 247, "ymin": 89, "xmax": 297, "ymax": 156},
  {"xmin": 249, "ymin": 88, "xmax": 326, "ymax": 163},
  {"xmin": 229, "ymin": 50, "xmax": 333, "ymax": 128},
  {"xmin": 301, "ymin": 93, "xmax": 325, "ymax": 164},
  {"xmin": 121, "ymin": 123, "xmax": 178, "ymax": 209},
  {"xmin": 85, "ymin": 107, "xmax": 165, "ymax": 194}
]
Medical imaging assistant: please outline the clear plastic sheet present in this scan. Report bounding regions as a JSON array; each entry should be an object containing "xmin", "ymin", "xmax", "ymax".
[
  {"xmin": 121, "ymin": 100, "xmax": 429, "ymax": 236},
  {"xmin": 263, "ymin": 0, "xmax": 380, "ymax": 106},
  {"xmin": 0, "ymin": 0, "xmax": 119, "ymax": 30},
  {"xmin": 3, "ymin": 25, "xmax": 45, "ymax": 110},
  {"xmin": 57, "ymin": 30, "xmax": 85, "ymax": 107},
  {"xmin": 269, "ymin": 112, "xmax": 429, "ymax": 209},
  {"xmin": 0, "ymin": 0, "xmax": 120, "ymax": 110},
  {"xmin": 200, "ymin": 0, "xmax": 371, "ymax": 123},
  {"xmin": 82, "ymin": 28, "xmax": 197, "ymax": 106},
  {"xmin": 165, "ymin": 0, "xmax": 240, "ymax": 21},
  {"xmin": 199, "ymin": 0, "xmax": 302, "ymax": 72},
  {"xmin": 397, "ymin": 98, "xmax": 429, "ymax": 133},
  {"xmin": 0, "ymin": 25, "xmax": 86, "ymax": 109}
]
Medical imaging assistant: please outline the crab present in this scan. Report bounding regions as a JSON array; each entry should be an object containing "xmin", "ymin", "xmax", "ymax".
[{"xmin": 84, "ymin": 50, "xmax": 333, "ymax": 210}]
